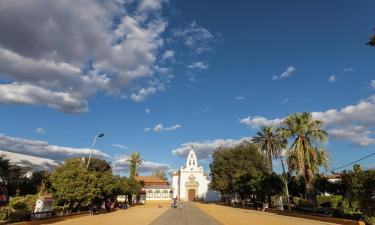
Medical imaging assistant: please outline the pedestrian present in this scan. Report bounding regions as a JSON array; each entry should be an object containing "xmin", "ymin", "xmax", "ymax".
[
  {"xmin": 89, "ymin": 204, "xmax": 94, "ymax": 216},
  {"xmin": 179, "ymin": 201, "xmax": 183, "ymax": 210}
]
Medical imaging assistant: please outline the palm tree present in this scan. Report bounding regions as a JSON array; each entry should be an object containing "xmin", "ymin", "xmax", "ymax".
[
  {"xmin": 279, "ymin": 112, "xmax": 328, "ymax": 204},
  {"xmin": 127, "ymin": 152, "xmax": 143, "ymax": 179},
  {"xmin": 252, "ymin": 125, "xmax": 287, "ymax": 173}
]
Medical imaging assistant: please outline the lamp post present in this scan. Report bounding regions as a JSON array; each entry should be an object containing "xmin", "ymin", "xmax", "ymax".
[
  {"xmin": 280, "ymin": 157, "xmax": 291, "ymax": 211},
  {"xmin": 86, "ymin": 133, "xmax": 104, "ymax": 169}
]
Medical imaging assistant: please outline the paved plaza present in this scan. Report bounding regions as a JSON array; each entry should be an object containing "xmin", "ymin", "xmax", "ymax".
[{"xmin": 17, "ymin": 202, "xmax": 344, "ymax": 225}]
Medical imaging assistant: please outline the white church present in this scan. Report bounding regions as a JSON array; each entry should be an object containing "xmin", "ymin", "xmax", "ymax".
[{"xmin": 172, "ymin": 150, "xmax": 210, "ymax": 201}]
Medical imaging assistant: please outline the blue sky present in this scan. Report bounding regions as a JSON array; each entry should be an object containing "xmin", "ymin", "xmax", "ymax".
[{"xmin": 0, "ymin": 0, "xmax": 374, "ymax": 175}]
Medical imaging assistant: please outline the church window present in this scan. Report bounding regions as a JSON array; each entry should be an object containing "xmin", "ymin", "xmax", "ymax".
[
  {"xmin": 162, "ymin": 190, "xmax": 169, "ymax": 198},
  {"xmin": 154, "ymin": 190, "xmax": 161, "ymax": 198},
  {"xmin": 193, "ymin": 160, "xmax": 195, "ymax": 166},
  {"xmin": 189, "ymin": 160, "xmax": 191, "ymax": 165},
  {"xmin": 147, "ymin": 190, "xmax": 153, "ymax": 198}
]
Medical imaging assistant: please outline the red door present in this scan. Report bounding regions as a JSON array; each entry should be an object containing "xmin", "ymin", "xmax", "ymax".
[{"xmin": 188, "ymin": 189, "xmax": 196, "ymax": 201}]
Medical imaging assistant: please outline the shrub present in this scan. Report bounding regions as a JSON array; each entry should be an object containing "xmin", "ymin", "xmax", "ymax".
[
  {"xmin": 317, "ymin": 195, "xmax": 342, "ymax": 209},
  {"xmin": 292, "ymin": 197, "xmax": 313, "ymax": 208},
  {"xmin": 0, "ymin": 208, "xmax": 10, "ymax": 221},
  {"xmin": 335, "ymin": 199, "xmax": 364, "ymax": 221},
  {"xmin": 9, "ymin": 195, "xmax": 37, "ymax": 212},
  {"xmin": 364, "ymin": 216, "xmax": 375, "ymax": 225}
]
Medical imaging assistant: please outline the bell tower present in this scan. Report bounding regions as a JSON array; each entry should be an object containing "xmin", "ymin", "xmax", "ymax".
[{"xmin": 185, "ymin": 150, "xmax": 198, "ymax": 170}]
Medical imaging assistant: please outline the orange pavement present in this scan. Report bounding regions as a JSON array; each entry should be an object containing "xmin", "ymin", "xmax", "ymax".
[{"xmin": 195, "ymin": 203, "xmax": 340, "ymax": 225}]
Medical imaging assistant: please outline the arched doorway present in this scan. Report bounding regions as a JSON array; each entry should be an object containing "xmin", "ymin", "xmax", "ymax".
[{"xmin": 188, "ymin": 189, "xmax": 196, "ymax": 201}]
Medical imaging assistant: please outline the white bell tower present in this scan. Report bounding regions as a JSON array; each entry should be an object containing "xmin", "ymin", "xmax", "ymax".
[{"xmin": 185, "ymin": 150, "xmax": 198, "ymax": 170}]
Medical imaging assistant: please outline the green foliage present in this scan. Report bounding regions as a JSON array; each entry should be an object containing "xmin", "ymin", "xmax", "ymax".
[
  {"xmin": 364, "ymin": 216, "xmax": 375, "ymax": 225},
  {"xmin": 335, "ymin": 199, "xmax": 364, "ymax": 221},
  {"xmin": 9, "ymin": 195, "xmax": 37, "ymax": 211},
  {"xmin": 314, "ymin": 175, "xmax": 344, "ymax": 196},
  {"xmin": 210, "ymin": 141, "xmax": 269, "ymax": 195},
  {"xmin": 50, "ymin": 158, "xmax": 100, "ymax": 207},
  {"xmin": 259, "ymin": 173, "xmax": 285, "ymax": 200},
  {"xmin": 279, "ymin": 112, "xmax": 328, "ymax": 204},
  {"xmin": 252, "ymin": 125, "xmax": 286, "ymax": 172},
  {"xmin": 341, "ymin": 167, "xmax": 375, "ymax": 216},
  {"xmin": 292, "ymin": 196, "xmax": 313, "ymax": 208},
  {"xmin": 0, "ymin": 208, "xmax": 10, "ymax": 221},
  {"xmin": 127, "ymin": 152, "xmax": 143, "ymax": 179},
  {"xmin": 87, "ymin": 158, "xmax": 112, "ymax": 173},
  {"xmin": 316, "ymin": 195, "xmax": 342, "ymax": 209}
]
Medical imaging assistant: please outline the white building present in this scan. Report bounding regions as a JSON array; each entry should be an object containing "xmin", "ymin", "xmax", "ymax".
[
  {"xmin": 172, "ymin": 150, "xmax": 210, "ymax": 201},
  {"xmin": 135, "ymin": 176, "xmax": 172, "ymax": 203}
]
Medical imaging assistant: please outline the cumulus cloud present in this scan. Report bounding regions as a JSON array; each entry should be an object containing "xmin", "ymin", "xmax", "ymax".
[
  {"xmin": 131, "ymin": 87, "xmax": 157, "ymax": 102},
  {"xmin": 0, "ymin": 150, "xmax": 61, "ymax": 171},
  {"xmin": 272, "ymin": 66, "xmax": 296, "ymax": 81},
  {"xmin": 113, "ymin": 155, "xmax": 170, "ymax": 173},
  {"xmin": 0, "ymin": 0, "xmax": 169, "ymax": 113},
  {"xmin": 371, "ymin": 80, "xmax": 375, "ymax": 89},
  {"xmin": 240, "ymin": 93, "xmax": 375, "ymax": 146},
  {"xmin": 187, "ymin": 61, "xmax": 209, "ymax": 70},
  {"xmin": 0, "ymin": 133, "xmax": 108, "ymax": 161},
  {"xmin": 329, "ymin": 75, "xmax": 336, "ymax": 83},
  {"xmin": 171, "ymin": 137, "xmax": 251, "ymax": 159},
  {"xmin": 145, "ymin": 123, "xmax": 181, "ymax": 132},
  {"xmin": 328, "ymin": 126, "xmax": 375, "ymax": 146},
  {"xmin": 145, "ymin": 108, "xmax": 151, "ymax": 114},
  {"xmin": 240, "ymin": 116, "xmax": 282, "ymax": 128},
  {"xmin": 35, "ymin": 128, "xmax": 46, "ymax": 134}
]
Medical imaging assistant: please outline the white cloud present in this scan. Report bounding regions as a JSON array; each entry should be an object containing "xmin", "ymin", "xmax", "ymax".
[
  {"xmin": 344, "ymin": 67, "xmax": 355, "ymax": 72},
  {"xmin": 272, "ymin": 66, "xmax": 296, "ymax": 81},
  {"xmin": 35, "ymin": 128, "xmax": 46, "ymax": 134},
  {"xmin": 113, "ymin": 155, "xmax": 170, "ymax": 173},
  {"xmin": 0, "ymin": 83, "xmax": 88, "ymax": 113},
  {"xmin": 171, "ymin": 137, "xmax": 251, "ymax": 159},
  {"xmin": 145, "ymin": 123, "xmax": 181, "ymax": 132},
  {"xmin": 328, "ymin": 126, "xmax": 375, "ymax": 146},
  {"xmin": 161, "ymin": 50, "xmax": 175, "ymax": 60},
  {"xmin": 131, "ymin": 87, "xmax": 157, "ymax": 102},
  {"xmin": 0, "ymin": 150, "xmax": 61, "ymax": 171},
  {"xmin": 371, "ymin": 80, "xmax": 375, "ymax": 89},
  {"xmin": 145, "ymin": 108, "xmax": 151, "ymax": 114},
  {"xmin": 240, "ymin": 116, "xmax": 282, "ymax": 128},
  {"xmin": 329, "ymin": 75, "xmax": 336, "ymax": 83},
  {"xmin": 0, "ymin": 133, "xmax": 108, "ymax": 161},
  {"xmin": 187, "ymin": 61, "xmax": 209, "ymax": 70},
  {"xmin": 235, "ymin": 96, "xmax": 245, "ymax": 100},
  {"xmin": 0, "ymin": 0, "xmax": 169, "ymax": 113},
  {"xmin": 112, "ymin": 144, "xmax": 128, "ymax": 150},
  {"xmin": 173, "ymin": 21, "xmax": 215, "ymax": 54}
]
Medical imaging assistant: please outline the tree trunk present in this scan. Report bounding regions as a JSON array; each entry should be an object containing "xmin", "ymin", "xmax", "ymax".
[{"xmin": 305, "ymin": 181, "xmax": 316, "ymax": 206}]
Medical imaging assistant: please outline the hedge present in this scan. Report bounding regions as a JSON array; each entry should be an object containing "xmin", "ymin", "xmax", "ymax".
[{"xmin": 317, "ymin": 195, "xmax": 342, "ymax": 209}]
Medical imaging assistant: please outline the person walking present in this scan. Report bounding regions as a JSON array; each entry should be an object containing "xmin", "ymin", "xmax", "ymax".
[{"xmin": 179, "ymin": 201, "xmax": 183, "ymax": 210}]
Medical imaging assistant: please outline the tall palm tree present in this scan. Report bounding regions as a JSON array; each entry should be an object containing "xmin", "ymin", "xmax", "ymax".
[
  {"xmin": 279, "ymin": 112, "xmax": 328, "ymax": 204},
  {"xmin": 252, "ymin": 125, "xmax": 287, "ymax": 173},
  {"xmin": 127, "ymin": 152, "xmax": 143, "ymax": 179}
]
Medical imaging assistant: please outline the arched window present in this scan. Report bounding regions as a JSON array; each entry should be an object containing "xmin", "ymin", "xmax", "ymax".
[
  {"xmin": 189, "ymin": 160, "xmax": 191, "ymax": 165},
  {"xmin": 154, "ymin": 190, "xmax": 161, "ymax": 198},
  {"xmin": 162, "ymin": 190, "xmax": 169, "ymax": 198},
  {"xmin": 147, "ymin": 190, "xmax": 153, "ymax": 198},
  {"xmin": 193, "ymin": 160, "xmax": 195, "ymax": 166}
]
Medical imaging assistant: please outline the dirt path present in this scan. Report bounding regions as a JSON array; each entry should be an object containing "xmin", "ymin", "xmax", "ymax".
[
  {"xmin": 195, "ymin": 203, "xmax": 340, "ymax": 225},
  {"xmin": 18, "ymin": 204, "xmax": 168, "ymax": 225},
  {"xmin": 150, "ymin": 202, "xmax": 222, "ymax": 225}
]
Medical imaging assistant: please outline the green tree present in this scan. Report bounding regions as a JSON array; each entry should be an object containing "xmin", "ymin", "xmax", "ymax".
[
  {"xmin": 87, "ymin": 158, "xmax": 112, "ymax": 173},
  {"xmin": 252, "ymin": 125, "xmax": 287, "ymax": 173},
  {"xmin": 367, "ymin": 28, "xmax": 375, "ymax": 46},
  {"xmin": 127, "ymin": 152, "xmax": 143, "ymax": 179},
  {"xmin": 279, "ymin": 112, "xmax": 328, "ymax": 204},
  {"xmin": 50, "ymin": 158, "xmax": 100, "ymax": 208},
  {"xmin": 210, "ymin": 141, "xmax": 268, "ymax": 195}
]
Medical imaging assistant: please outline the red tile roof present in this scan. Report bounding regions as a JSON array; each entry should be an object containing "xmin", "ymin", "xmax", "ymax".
[{"xmin": 135, "ymin": 176, "xmax": 167, "ymax": 184}]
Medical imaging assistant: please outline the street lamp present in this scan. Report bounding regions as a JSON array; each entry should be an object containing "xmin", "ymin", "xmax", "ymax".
[{"xmin": 86, "ymin": 133, "xmax": 104, "ymax": 169}]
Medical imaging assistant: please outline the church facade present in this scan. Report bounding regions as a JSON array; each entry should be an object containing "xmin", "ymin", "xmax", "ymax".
[{"xmin": 172, "ymin": 150, "xmax": 210, "ymax": 201}]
